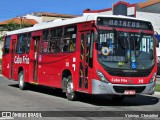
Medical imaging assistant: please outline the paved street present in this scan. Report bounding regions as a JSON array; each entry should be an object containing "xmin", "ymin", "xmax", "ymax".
[{"xmin": 0, "ymin": 75, "xmax": 160, "ymax": 120}]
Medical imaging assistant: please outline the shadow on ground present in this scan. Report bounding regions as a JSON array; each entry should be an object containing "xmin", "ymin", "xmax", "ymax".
[{"xmin": 9, "ymin": 83, "xmax": 159, "ymax": 107}]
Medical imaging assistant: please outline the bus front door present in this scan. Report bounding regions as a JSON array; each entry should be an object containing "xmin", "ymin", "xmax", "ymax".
[
  {"xmin": 79, "ymin": 32, "xmax": 92, "ymax": 92},
  {"xmin": 33, "ymin": 36, "xmax": 40, "ymax": 83}
]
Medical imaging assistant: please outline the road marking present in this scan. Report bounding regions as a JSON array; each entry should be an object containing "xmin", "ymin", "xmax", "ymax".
[{"xmin": 0, "ymin": 117, "xmax": 14, "ymax": 119}]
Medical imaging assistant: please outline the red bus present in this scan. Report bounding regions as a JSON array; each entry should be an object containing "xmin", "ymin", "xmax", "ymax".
[{"xmin": 2, "ymin": 15, "xmax": 157, "ymax": 101}]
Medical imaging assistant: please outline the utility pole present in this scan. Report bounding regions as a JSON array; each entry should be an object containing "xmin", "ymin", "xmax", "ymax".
[
  {"xmin": 20, "ymin": 17, "xmax": 23, "ymax": 28},
  {"xmin": 112, "ymin": 0, "xmax": 114, "ymax": 15}
]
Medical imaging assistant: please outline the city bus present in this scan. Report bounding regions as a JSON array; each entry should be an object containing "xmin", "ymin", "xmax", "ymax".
[{"xmin": 2, "ymin": 14, "xmax": 157, "ymax": 101}]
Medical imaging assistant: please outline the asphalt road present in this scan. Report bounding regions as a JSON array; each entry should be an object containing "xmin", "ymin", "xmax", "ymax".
[{"xmin": 0, "ymin": 75, "xmax": 160, "ymax": 120}]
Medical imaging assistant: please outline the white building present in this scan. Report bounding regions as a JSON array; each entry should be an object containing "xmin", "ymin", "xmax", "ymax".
[
  {"xmin": 23, "ymin": 12, "xmax": 77, "ymax": 23},
  {"xmin": 83, "ymin": 0, "xmax": 160, "ymax": 34}
]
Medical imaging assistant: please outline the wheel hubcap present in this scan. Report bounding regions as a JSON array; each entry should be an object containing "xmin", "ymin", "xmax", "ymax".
[{"xmin": 67, "ymin": 82, "xmax": 73, "ymax": 95}]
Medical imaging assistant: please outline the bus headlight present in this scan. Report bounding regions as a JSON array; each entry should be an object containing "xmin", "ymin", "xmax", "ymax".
[
  {"xmin": 96, "ymin": 70, "xmax": 110, "ymax": 83},
  {"xmin": 149, "ymin": 73, "xmax": 156, "ymax": 83}
]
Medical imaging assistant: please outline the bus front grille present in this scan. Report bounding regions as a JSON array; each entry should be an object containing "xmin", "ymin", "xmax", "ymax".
[
  {"xmin": 113, "ymin": 86, "xmax": 146, "ymax": 93},
  {"xmin": 107, "ymin": 70, "xmax": 150, "ymax": 77}
]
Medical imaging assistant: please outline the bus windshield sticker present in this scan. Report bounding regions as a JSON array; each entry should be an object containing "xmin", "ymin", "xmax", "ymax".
[
  {"xmin": 101, "ymin": 56, "xmax": 125, "ymax": 62},
  {"xmin": 131, "ymin": 62, "xmax": 137, "ymax": 69},
  {"xmin": 101, "ymin": 47, "xmax": 110, "ymax": 56}
]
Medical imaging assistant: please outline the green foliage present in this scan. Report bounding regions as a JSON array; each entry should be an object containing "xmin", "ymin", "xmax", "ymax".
[
  {"xmin": 3, "ymin": 22, "xmax": 21, "ymax": 31},
  {"xmin": 155, "ymin": 84, "xmax": 160, "ymax": 92},
  {"xmin": 2, "ymin": 22, "xmax": 31, "ymax": 31},
  {"xmin": 0, "ymin": 22, "xmax": 32, "ymax": 41},
  {"xmin": 0, "ymin": 36, "xmax": 4, "ymax": 41}
]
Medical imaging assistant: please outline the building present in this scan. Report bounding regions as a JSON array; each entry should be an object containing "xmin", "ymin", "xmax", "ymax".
[
  {"xmin": 83, "ymin": 0, "xmax": 160, "ymax": 34},
  {"xmin": 24, "ymin": 12, "xmax": 77, "ymax": 22},
  {"xmin": 0, "ymin": 12, "xmax": 77, "ymax": 37},
  {"xmin": 0, "ymin": 17, "xmax": 38, "ymax": 37}
]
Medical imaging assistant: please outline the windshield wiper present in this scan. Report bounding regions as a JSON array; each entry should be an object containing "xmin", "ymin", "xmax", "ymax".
[{"xmin": 113, "ymin": 29, "xmax": 127, "ymax": 49}]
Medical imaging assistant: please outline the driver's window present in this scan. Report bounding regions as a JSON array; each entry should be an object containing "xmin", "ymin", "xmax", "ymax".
[{"xmin": 99, "ymin": 32, "xmax": 114, "ymax": 55}]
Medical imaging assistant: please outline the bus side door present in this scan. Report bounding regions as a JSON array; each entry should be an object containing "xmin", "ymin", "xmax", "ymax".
[
  {"xmin": 2, "ymin": 36, "xmax": 11, "ymax": 79},
  {"xmin": 79, "ymin": 31, "xmax": 93, "ymax": 92},
  {"xmin": 10, "ymin": 38, "xmax": 17, "ymax": 79},
  {"xmin": 32, "ymin": 36, "xmax": 40, "ymax": 83},
  {"xmin": 2, "ymin": 35, "xmax": 17, "ymax": 79}
]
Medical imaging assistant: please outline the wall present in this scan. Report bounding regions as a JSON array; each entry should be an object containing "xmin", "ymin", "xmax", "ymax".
[
  {"xmin": 24, "ymin": 14, "xmax": 42, "ymax": 23},
  {"xmin": 136, "ymin": 11, "xmax": 160, "ymax": 34},
  {"xmin": 0, "ymin": 41, "xmax": 3, "ymax": 59}
]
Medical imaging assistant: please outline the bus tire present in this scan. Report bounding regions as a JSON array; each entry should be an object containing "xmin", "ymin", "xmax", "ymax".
[
  {"xmin": 18, "ymin": 71, "xmax": 27, "ymax": 90},
  {"xmin": 62, "ymin": 77, "xmax": 67, "ymax": 92},
  {"xmin": 66, "ymin": 75, "xmax": 76, "ymax": 101}
]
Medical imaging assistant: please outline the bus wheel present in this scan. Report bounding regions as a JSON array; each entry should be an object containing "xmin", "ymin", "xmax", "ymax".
[
  {"xmin": 111, "ymin": 95, "xmax": 125, "ymax": 102},
  {"xmin": 66, "ymin": 75, "xmax": 76, "ymax": 101},
  {"xmin": 18, "ymin": 71, "xmax": 27, "ymax": 90}
]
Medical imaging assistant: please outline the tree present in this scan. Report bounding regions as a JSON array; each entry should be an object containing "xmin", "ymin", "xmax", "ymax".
[
  {"xmin": 3, "ymin": 22, "xmax": 21, "ymax": 31},
  {"xmin": 2, "ymin": 22, "xmax": 31, "ymax": 31},
  {"xmin": 0, "ymin": 36, "xmax": 4, "ymax": 41},
  {"xmin": 0, "ymin": 21, "xmax": 32, "ymax": 41}
]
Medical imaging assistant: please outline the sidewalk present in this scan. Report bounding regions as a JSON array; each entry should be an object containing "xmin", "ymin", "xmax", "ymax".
[
  {"xmin": 156, "ymin": 75, "xmax": 160, "ymax": 84},
  {"xmin": 156, "ymin": 81, "xmax": 160, "ymax": 84}
]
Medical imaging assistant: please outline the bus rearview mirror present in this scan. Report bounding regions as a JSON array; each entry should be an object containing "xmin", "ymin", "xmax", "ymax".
[{"xmin": 156, "ymin": 38, "xmax": 159, "ymax": 47}]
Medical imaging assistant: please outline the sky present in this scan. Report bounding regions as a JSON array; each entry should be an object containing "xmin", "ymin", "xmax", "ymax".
[{"xmin": 0, "ymin": 0, "xmax": 146, "ymax": 21}]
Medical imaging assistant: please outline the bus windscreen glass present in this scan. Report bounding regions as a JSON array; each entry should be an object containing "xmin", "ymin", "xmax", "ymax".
[{"xmin": 98, "ymin": 30, "xmax": 154, "ymax": 70}]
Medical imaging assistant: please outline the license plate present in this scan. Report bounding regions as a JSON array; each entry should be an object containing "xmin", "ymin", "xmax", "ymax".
[{"xmin": 124, "ymin": 90, "xmax": 136, "ymax": 95}]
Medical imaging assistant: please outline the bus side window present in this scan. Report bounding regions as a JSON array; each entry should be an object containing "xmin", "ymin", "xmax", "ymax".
[
  {"xmin": 49, "ymin": 28, "xmax": 62, "ymax": 53},
  {"xmin": 63, "ymin": 39, "xmax": 69, "ymax": 52},
  {"xmin": 4, "ymin": 36, "xmax": 11, "ymax": 54},
  {"xmin": 17, "ymin": 34, "xmax": 27, "ymax": 54},
  {"xmin": 70, "ymin": 34, "xmax": 76, "ymax": 51},
  {"xmin": 41, "ymin": 30, "xmax": 49, "ymax": 53},
  {"xmin": 63, "ymin": 26, "xmax": 77, "ymax": 52},
  {"xmin": 41, "ymin": 42, "xmax": 48, "ymax": 53},
  {"xmin": 49, "ymin": 41, "xmax": 55, "ymax": 52},
  {"xmin": 26, "ymin": 33, "xmax": 31, "ymax": 54}
]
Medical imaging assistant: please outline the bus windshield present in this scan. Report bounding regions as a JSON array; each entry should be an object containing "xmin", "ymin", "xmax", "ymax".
[{"xmin": 98, "ymin": 30, "xmax": 155, "ymax": 70}]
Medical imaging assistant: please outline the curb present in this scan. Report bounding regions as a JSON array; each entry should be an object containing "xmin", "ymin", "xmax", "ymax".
[{"xmin": 154, "ymin": 91, "xmax": 160, "ymax": 95}]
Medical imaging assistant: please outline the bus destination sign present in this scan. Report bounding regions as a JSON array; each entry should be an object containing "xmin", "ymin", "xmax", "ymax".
[
  {"xmin": 97, "ymin": 17, "xmax": 153, "ymax": 30},
  {"xmin": 108, "ymin": 19, "xmax": 140, "ymax": 28}
]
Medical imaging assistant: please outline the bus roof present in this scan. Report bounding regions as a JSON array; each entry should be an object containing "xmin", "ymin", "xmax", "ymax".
[{"xmin": 6, "ymin": 14, "xmax": 151, "ymax": 36}]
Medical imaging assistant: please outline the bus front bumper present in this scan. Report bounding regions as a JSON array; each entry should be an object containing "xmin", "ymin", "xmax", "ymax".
[{"xmin": 92, "ymin": 79, "xmax": 156, "ymax": 95}]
